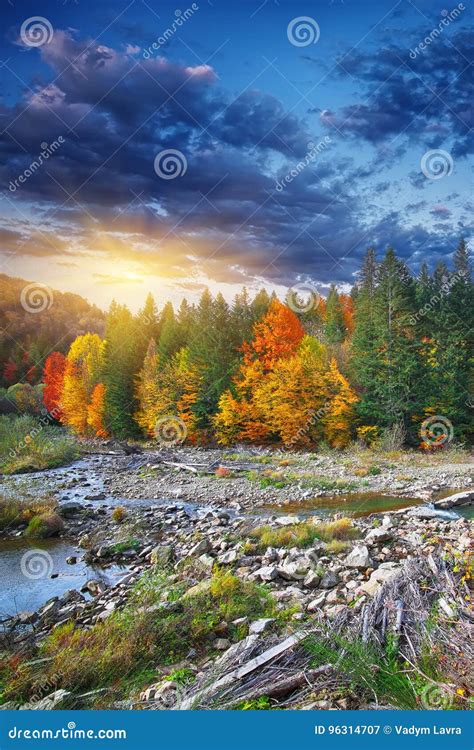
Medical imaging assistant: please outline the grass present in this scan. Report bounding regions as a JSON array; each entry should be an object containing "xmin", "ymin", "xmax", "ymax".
[
  {"xmin": 0, "ymin": 568, "xmax": 277, "ymax": 706},
  {"xmin": 25, "ymin": 512, "xmax": 64, "ymax": 538},
  {"xmin": 305, "ymin": 631, "xmax": 419, "ymax": 709},
  {"xmin": 0, "ymin": 415, "xmax": 80, "ymax": 474},
  {"xmin": 250, "ymin": 517, "xmax": 358, "ymax": 551},
  {"xmin": 0, "ymin": 496, "xmax": 56, "ymax": 532}
]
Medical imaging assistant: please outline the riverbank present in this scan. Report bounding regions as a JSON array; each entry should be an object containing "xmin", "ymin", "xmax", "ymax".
[{"xmin": 0, "ymin": 446, "xmax": 472, "ymax": 711}]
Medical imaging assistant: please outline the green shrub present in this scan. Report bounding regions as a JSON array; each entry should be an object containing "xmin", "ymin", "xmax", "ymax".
[{"xmin": 25, "ymin": 512, "xmax": 64, "ymax": 538}]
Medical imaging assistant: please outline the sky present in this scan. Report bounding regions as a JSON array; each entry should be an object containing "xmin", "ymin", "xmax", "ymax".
[{"xmin": 0, "ymin": 0, "xmax": 472, "ymax": 311}]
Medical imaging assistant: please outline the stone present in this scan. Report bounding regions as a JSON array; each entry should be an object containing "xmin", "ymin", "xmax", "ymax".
[
  {"xmin": 249, "ymin": 618, "xmax": 275, "ymax": 634},
  {"xmin": 254, "ymin": 565, "xmax": 279, "ymax": 582},
  {"xmin": 344, "ymin": 545, "xmax": 372, "ymax": 569},
  {"xmin": 214, "ymin": 638, "xmax": 231, "ymax": 650},
  {"xmin": 303, "ymin": 570, "xmax": 321, "ymax": 588},
  {"xmin": 150, "ymin": 545, "xmax": 174, "ymax": 566},
  {"xmin": 218, "ymin": 549, "xmax": 238, "ymax": 564},
  {"xmin": 189, "ymin": 539, "xmax": 211, "ymax": 556},
  {"xmin": 365, "ymin": 527, "xmax": 393, "ymax": 544},
  {"xmin": 58, "ymin": 501, "xmax": 83, "ymax": 516},
  {"xmin": 319, "ymin": 570, "xmax": 339, "ymax": 589},
  {"xmin": 278, "ymin": 559, "xmax": 312, "ymax": 581},
  {"xmin": 307, "ymin": 593, "xmax": 327, "ymax": 612},
  {"xmin": 359, "ymin": 562, "xmax": 402, "ymax": 596},
  {"xmin": 434, "ymin": 490, "xmax": 474, "ymax": 509},
  {"xmin": 275, "ymin": 515, "xmax": 300, "ymax": 526},
  {"xmin": 66, "ymin": 556, "xmax": 77, "ymax": 565}
]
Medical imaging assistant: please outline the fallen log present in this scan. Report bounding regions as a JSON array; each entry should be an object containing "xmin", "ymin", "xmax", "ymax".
[
  {"xmin": 225, "ymin": 664, "xmax": 334, "ymax": 706},
  {"xmin": 179, "ymin": 630, "xmax": 309, "ymax": 709}
]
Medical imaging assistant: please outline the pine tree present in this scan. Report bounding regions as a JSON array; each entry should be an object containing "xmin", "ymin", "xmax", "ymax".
[
  {"xmin": 102, "ymin": 303, "xmax": 141, "ymax": 437},
  {"xmin": 157, "ymin": 302, "xmax": 179, "ymax": 360},
  {"xmin": 324, "ymin": 284, "xmax": 346, "ymax": 344}
]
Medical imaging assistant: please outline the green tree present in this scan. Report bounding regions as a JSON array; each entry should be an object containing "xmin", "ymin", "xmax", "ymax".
[{"xmin": 102, "ymin": 302, "xmax": 141, "ymax": 437}]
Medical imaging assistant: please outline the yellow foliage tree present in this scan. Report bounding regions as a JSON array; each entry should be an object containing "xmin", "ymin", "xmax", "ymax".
[
  {"xmin": 61, "ymin": 333, "xmax": 104, "ymax": 435},
  {"xmin": 321, "ymin": 358, "xmax": 358, "ymax": 448},
  {"xmin": 253, "ymin": 337, "xmax": 329, "ymax": 446}
]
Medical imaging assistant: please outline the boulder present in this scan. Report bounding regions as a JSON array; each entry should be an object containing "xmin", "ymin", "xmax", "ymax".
[
  {"xmin": 150, "ymin": 545, "xmax": 174, "ymax": 566},
  {"xmin": 275, "ymin": 515, "xmax": 300, "ymax": 526},
  {"xmin": 359, "ymin": 562, "xmax": 402, "ymax": 596},
  {"xmin": 253, "ymin": 565, "xmax": 279, "ymax": 582},
  {"xmin": 344, "ymin": 545, "xmax": 371, "ymax": 569},
  {"xmin": 189, "ymin": 539, "xmax": 211, "ymax": 556},
  {"xmin": 249, "ymin": 618, "xmax": 275, "ymax": 634},
  {"xmin": 434, "ymin": 490, "xmax": 474, "ymax": 509},
  {"xmin": 319, "ymin": 570, "xmax": 339, "ymax": 589},
  {"xmin": 365, "ymin": 527, "xmax": 393, "ymax": 544}
]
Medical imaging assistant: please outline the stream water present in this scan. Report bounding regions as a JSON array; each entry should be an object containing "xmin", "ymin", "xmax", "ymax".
[
  {"xmin": 0, "ymin": 538, "xmax": 126, "ymax": 618},
  {"xmin": 1, "ymin": 456, "xmax": 471, "ymax": 617}
]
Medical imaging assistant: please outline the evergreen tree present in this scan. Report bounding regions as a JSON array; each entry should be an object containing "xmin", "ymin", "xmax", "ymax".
[
  {"xmin": 324, "ymin": 284, "xmax": 346, "ymax": 344},
  {"xmin": 102, "ymin": 302, "xmax": 141, "ymax": 437}
]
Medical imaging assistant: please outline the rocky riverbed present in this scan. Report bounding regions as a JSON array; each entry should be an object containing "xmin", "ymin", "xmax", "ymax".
[{"xmin": 0, "ymin": 446, "xmax": 472, "ymax": 711}]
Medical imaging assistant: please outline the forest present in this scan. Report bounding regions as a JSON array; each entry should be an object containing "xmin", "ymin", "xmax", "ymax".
[{"xmin": 2, "ymin": 241, "xmax": 473, "ymax": 450}]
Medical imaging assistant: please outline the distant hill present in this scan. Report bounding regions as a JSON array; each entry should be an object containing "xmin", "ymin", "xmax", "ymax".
[{"xmin": 0, "ymin": 274, "xmax": 105, "ymax": 387}]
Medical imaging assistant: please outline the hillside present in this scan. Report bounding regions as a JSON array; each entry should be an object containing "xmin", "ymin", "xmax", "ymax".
[{"xmin": 0, "ymin": 274, "xmax": 105, "ymax": 387}]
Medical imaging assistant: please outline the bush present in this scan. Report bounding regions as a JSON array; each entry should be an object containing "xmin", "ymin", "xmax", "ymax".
[
  {"xmin": 111, "ymin": 507, "xmax": 126, "ymax": 523},
  {"xmin": 0, "ymin": 496, "xmax": 56, "ymax": 532},
  {"xmin": 250, "ymin": 517, "xmax": 358, "ymax": 551},
  {"xmin": 25, "ymin": 512, "xmax": 64, "ymax": 538}
]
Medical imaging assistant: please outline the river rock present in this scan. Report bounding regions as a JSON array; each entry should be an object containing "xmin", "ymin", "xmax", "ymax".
[
  {"xmin": 253, "ymin": 565, "xmax": 279, "ymax": 582},
  {"xmin": 189, "ymin": 539, "xmax": 211, "ymax": 556},
  {"xmin": 434, "ymin": 490, "xmax": 474, "ymax": 509},
  {"xmin": 249, "ymin": 618, "xmax": 274, "ymax": 634},
  {"xmin": 275, "ymin": 515, "xmax": 300, "ymax": 526},
  {"xmin": 365, "ymin": 527, "xmax": 393, "ymax": 544},
  {"xmin": 344, "ymin": 545, "xmax": 372, "ymax": 569},
  {"xmin": 150, "ymin": 545, "xmax": 174, "ymax": 566},
  {"xmin": 359, "ymin": 562, "xmax": 402, "ymax": 596}
]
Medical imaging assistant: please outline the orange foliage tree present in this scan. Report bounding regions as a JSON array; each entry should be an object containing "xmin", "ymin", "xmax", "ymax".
[
  {"xmin": 61, "ymin": 333, "xmax": 104, "ymax": 435},
  {"xmin": 87, "ymin": 383, "xmax": 108, "ymax": 437},
  {"xmin": 43, "ymin": 352, "xmax": 66, "ymax": 420},
  {"xmin": 214, "ymin": 300, "xmax": 305, "ymax": 443},
  {"xmin": 321, "ymin": 358, "xmax": 358, "ymax": 448}
]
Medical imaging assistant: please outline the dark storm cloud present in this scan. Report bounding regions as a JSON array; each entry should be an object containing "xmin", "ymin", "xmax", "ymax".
[
  {"xmin": 325, "ymin": 30, "xmax": 473, "ymax": 156},
  {"xmin": 1, "ymin": 24, "xmax": 470, "ymax": 288}
]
